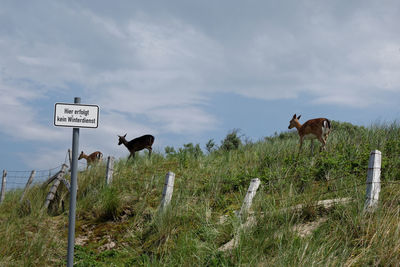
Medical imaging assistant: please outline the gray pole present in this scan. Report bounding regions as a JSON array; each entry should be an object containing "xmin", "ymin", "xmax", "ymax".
[
  {"xmin": 0, "ymin": 170, "xmax": 6, "ymax": 204},
  {"xmin": 160, "ymin": 171, "xmax": 175, "ymax": 211},
  {"xmin": 239, "ymin": 178, "xmax": 261, "ymax": 217},
  {"xmin": 67, "ymin": 97, "xmax": 80, "ymax": 267},
  {"xmin": 20, "ymin": 170, "xmax": 36, "ymax": 203},
  {"xmin": 364, "ymin": 150, "xmax": 381, "ymax": 212},
  {"xmin": 106, "ymin": 156, "xmax": 114, "ymax": 185}
]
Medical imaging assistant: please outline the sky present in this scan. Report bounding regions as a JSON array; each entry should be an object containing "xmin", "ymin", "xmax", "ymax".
[{"xmin": 0, "ymin": 0, "xmax": 399, "ymax": 174}]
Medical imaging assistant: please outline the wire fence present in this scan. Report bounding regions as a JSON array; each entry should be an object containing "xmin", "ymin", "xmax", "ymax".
[
  {"xmin": 157, "ymin": 151, "xmax": 398, "ymax": 213},
  {"xmin": 170, "ymin": 179, "xmax": 366, "ymax": 206},
  {"xmin": 1, "ymin": 151, "xmax": 67, "ymax": 192},
  {"xmin": 269, "ymin": 181, "xmax": 366, "ymax": 203},
  {"xmin": 1, "ymin": 148, "xmax": 109, "ymax": 192},
  {"xmin": 2, "ymin": 149, "xmax": 396, "ymax": 217},
  {"xmin": 3, "ymin": 165, "xmax": 64, "ymax": 191}
]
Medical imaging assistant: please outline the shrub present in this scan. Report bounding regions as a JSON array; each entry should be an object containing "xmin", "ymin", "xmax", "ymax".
[
  {"xmin": 205, "ymin": 139, "xmax": 216, "ymax": 153},
  {"xmin": 179, "ymin": 143, "xmax": 203, "ymax": 158},
  {"xmin": 165, "ymin": 146, "xmax": 176, "ymax": 156},
  {"xmin": 220, "ymin": 129, "xmax": 242, "ymax": 151}
]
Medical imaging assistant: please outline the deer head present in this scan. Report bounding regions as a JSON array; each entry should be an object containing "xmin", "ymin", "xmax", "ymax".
[
  {"xmin": 118, "ymin": 134, "xmax": 127, "ymax": 145},
  {"xmin": 288, "ymin": 114, "xmax": 301, "ymax": 129}
]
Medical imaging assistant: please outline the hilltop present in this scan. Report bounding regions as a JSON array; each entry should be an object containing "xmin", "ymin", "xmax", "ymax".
[{"xmin": 1, "ymin": 121, "xmax": 400, "ymax": 266}]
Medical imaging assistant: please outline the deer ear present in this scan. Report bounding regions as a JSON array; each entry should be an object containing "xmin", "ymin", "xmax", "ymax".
[
  {"xmin": 124, "ymin": 134, "xmax": 127, "ymax": 138},
  {"xmin": 297, "ymin": 115, "xmax": 301, "ymax": 120},
  {"xmin": 292, "ymin": 114, "xmax": 297, "ymax": 119}
]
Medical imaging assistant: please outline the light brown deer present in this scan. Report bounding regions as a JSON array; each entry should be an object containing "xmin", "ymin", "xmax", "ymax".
[
  {"xmin": 78, "ymin": 151, "xmax": 103, "ymax": 169},
  {"xmin": 118, "ymin": 134, "xmax": 155, "ymax": 160},
  {"xmin": 288, "ymin": 114, "xmax": 331, "ymax": 154}
]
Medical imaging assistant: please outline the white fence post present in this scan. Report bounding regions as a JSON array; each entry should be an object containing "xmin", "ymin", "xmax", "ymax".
[
  {"xmin": 239, "ymin": 178, "xmax": 261, "ymax": 216},
  {"xmin": 160, "ymin": 172, "xmax": 175, "ymax": 211},
  {"xmin": 106, "ymin": 156, "xmax": 115, "ymax": 185},
  {"xmin": 364, "ymin": 150, "xmax": 381, "ymax": 212},
  {"xmin": 0, "ymin": 170, "xmax": 7, "ymax": 204},
  {"xmin": 20, "ymin": 170, "xmax": 36, "ymax": 203}
]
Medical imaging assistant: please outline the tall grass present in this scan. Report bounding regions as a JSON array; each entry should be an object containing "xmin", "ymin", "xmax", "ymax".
[{"xmin": 0, "ymin": 121, "xmax": 400, "ymax": 266}]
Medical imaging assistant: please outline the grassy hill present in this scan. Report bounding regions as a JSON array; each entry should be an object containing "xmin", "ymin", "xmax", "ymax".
[{"xmin": 1, "ymin": 121, "xmax": 400, "ymax": 266}]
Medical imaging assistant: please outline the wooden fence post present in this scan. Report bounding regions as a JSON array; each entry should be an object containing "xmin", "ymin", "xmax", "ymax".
[
  {"xmin": 160, "ymin": 172, "xmax": 175, "ymax": 211},
  {"xmin": 364, "ymin": 150, "xmax": 381, "ymax": 212},
  {"xmin": 20, "ymin": 170, "xmax": 35, "ymax": 203},
  {"xmin": 44, "ymin": 164, "xmax": 67, "ymax": 209},
  {"xmin": 0, "ymin": 170, "xmax": 7, "ymax": 204},
  {"xmin": 61, "ymin": 178, "xmax": 71, "ymax": 192},
  {"xmin": 105, "ymin": 156, "xmax": 114, "ymax": 185},
  {"xmin": 239, "ymin": 178, "xmax": 261, "ymax": 217}
]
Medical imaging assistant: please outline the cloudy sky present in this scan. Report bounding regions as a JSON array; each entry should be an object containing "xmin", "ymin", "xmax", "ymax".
[{"xmin": 0, "ymin": 0, "xmax": 399, "ymax": 172}]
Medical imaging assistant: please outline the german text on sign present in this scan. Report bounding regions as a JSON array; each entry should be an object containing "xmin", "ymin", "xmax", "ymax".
[{"xmin": 54, "ymin": 103, "xmax": 99, "ymax": 128}]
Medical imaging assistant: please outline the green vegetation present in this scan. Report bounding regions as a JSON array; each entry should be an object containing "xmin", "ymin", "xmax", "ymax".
[{"xmin": 1, "ymin": 121, "xmax": 400, "ymax": 266}]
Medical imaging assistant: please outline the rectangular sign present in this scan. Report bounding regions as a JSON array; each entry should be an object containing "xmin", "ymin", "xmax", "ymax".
[{"xmin": 54, "ymin": 103, "xmax": 99, "ymax": 128}]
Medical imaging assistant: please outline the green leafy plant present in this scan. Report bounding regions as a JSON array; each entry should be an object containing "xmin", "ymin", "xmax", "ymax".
[{"xmin": 220, "ymin": 129, "xmax": 242, "ymax": 151}]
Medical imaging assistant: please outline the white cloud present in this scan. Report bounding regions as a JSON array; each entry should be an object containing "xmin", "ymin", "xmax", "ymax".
[
  {"xmin": 215, "ymin": 2, "xmax": 400, "ymax": 106},
  {"xmin": 148, "ymin": 106, "xmax": 218, "ymax": 134},
  {"xmin": 1, "ymin": 0, "xmax": 400, "ymax": 169},
  {"xmin": 0, "ymin": 3, "xmax": 223, "ymax": 144},
  {"xmin": 0, "ymin": 80, "xmax": 65, "ymax": 141},
  {"xmin": 19, "ymin": 148, "xmax": 69, "ymax": 170}
]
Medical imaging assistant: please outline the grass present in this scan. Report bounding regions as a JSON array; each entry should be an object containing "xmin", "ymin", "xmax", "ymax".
[{"xmin": 0, "ymin": 120, "xmax": 400, "ymax": 266}]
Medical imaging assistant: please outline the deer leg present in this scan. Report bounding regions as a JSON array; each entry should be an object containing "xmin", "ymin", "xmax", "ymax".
[
  {"xmin": 310, "ymin": 140, "xmax": 314, "ymax": 156},
  {"xmin": 298, "ymin": 137, "xmax": 304, "ymax": 155},
  {"xmin": 324, "ymin": 133, "xmax": 330, "ymax": 143},
  {"xmin": 318, "ymin": 136, "xmax": 326, "ymax": 151},
  {"xmin": 148, "ymin": 147, "xmax": 152, "ymax": 158}
]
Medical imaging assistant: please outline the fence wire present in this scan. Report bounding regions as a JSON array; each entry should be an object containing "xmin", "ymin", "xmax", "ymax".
[
  {"xmin": 3, "ymin": 149, "xmax": 399, "ymax": 215},
  {"xmin": 2, "ymin": 165, "xmax": 64, "ymax": 190},
  {"xmin": 1, "ymin": 149, "xmax": 71, "ymax": 191},
  {"xmin": 163, "ymin": 175, "xmax": 400, "ymax": 211},
  {"xmin": 1, "ymin": 149, "xmax": 103, "ymax": 191}
]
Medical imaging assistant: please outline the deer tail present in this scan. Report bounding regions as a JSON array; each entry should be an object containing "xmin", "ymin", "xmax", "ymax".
[
  {"xmin": 325, "ymin": 119, "xmax": 331, "ymax": 130},
  {"xmin": 149, "ymin": 135, "xmax": 155, "ymax": 146}
]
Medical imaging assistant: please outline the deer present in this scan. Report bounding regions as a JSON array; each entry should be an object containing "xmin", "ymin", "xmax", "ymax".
[
  {"xmin": 118, "ymin": 134, "xmax": 155, "ymax": 160},
  {"xmin": 288, "ymin": 114, "xmax": 331, "ymax": 155},
  {"xmin": 78, "ymin": 151, "xmax": 103, "ymax": 169}
]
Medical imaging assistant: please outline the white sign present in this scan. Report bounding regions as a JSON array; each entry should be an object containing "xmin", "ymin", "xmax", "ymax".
[{"xmin": 54, "ymin": 103, "xmax": 99, "ymax": 128}]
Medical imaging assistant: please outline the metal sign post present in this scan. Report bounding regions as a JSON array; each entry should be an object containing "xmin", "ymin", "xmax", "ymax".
[
  {"xmin": 67, "ymin": 97, "xmax": 79, "ymax": 267},
  {"xmin": 54, "ymin": 97, "xmax": 99, "ymax": 267}
]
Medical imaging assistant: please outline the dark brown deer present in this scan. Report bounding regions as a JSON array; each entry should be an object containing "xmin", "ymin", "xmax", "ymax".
[
  {"xmin": 118, "ymin": 134, "xmax": 155, "ymax": 160},
  {"xmin": 78, "ymin": 151, "xmax": 103, "ymax": 169},
  {"xmin": 288, "ymin": 114, "xmax": 331, "ymax": 154}
]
